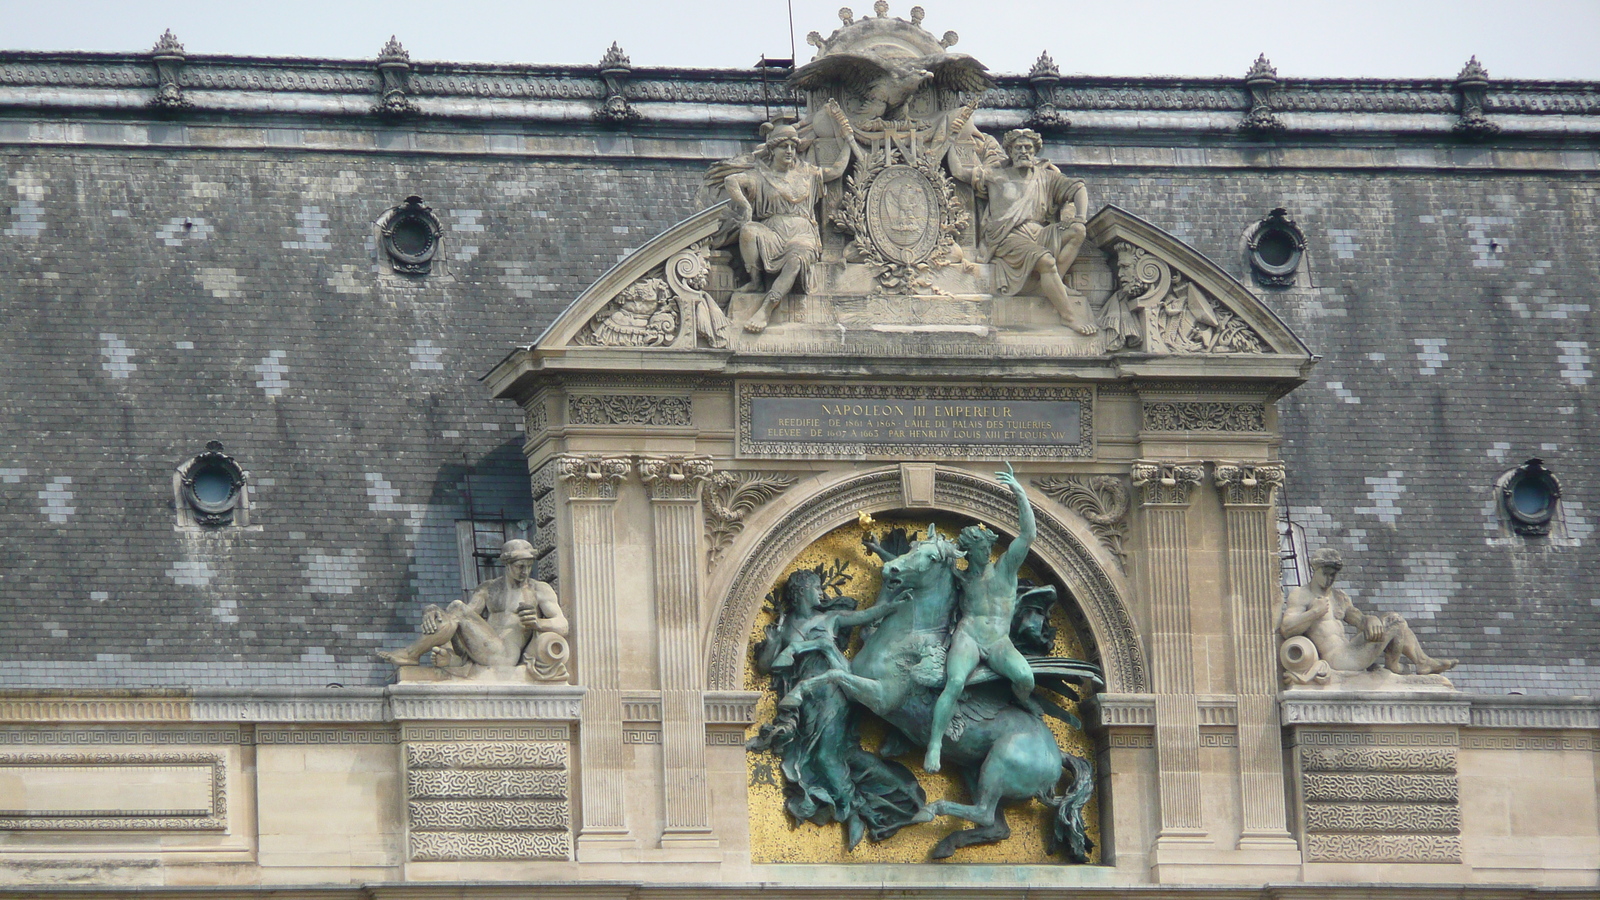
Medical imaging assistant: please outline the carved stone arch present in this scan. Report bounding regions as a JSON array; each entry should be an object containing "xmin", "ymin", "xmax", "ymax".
[{"xmin": 703, "ymin": 465, "xmax": 1148, "ymax": 694}]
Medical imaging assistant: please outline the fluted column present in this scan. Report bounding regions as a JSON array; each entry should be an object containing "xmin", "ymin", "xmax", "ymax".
[
  {"xmin": 638, "ymin": 455, "xmax": 717, "ymax": 848},
  {"xmin": 1215, "ymin": 462, "xmax": 1297, "ymax": 849},
  {"xmin": 1131, "ymin": 460, "xmax": 1209, "ymax": 845},
  {"xmin": 556, "ymin": 454, "xmax": 632, "ymax": 851}
]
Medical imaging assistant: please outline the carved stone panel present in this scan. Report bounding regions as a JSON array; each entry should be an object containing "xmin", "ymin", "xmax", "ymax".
[
  {"xmin": 1034, "ymin": 475, "xmax": 1130, "ymax": 566},
  {"xmin": 404, "ymin": 739, "xmax": 571, "ymax": 861},
  {"xmin": 1293, "ymin": 729, "xmax": 1461, "ymax": 863}
]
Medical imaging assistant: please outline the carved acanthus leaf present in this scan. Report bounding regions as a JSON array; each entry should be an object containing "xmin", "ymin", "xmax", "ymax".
[
  {"xmin": 1213, "ymin": 461, "xmax": 1286, "ymax": 507},
  {"xmin": 1130, "ymin": 460, "xmax": 1204, "ymax": 507},
  {"xmin": 703, "ymin": 471, "xmax": 799, "ymax": 563},
  {"xmin": 1034, "ymin": 475, "xmax": 1129, "ymax": 566},
  {"xmin": 567, "ymin": 394, "xmax": 691, "ymax": 426},
  {"xmin": 638, "ymin": 455, "xmax": 714, "ymax": 501},
  {"xmin": 555, "ymin": 454, "xmax": 631, "ymax": 500}
]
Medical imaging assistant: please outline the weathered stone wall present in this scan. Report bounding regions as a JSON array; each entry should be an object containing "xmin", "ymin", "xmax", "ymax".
[{"xmin": 0, "ymin": 142, "xmax": 1594, "ymax": 693}]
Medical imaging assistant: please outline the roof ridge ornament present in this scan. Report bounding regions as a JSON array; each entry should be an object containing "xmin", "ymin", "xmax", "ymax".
[
  {"xmin": 595, "ymin": 42, "xmax": 641, "ymax": 125},
  {"xmin": 1453, "ymin": 55, "xmax": 1499, "ymax": 140},
  {"xmin": 1026, "ymin": 51, "xmax": 1069, "ymax": 131},
  {"xmin": 374, "ymin": 36, "xmax": 417, "ymax": 117},
  {"xmin": 148, "ymin": 29, "xmax": 189, "ymax": 111},
  {"xmin": 1240, "ymin": 53, "xmax": 1286, "ymax": 136}
]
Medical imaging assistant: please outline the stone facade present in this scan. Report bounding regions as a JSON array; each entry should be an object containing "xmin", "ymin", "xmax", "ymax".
[{"xmin": 0, "ymin": 9, "xmax": 1595, "ymax": 895}]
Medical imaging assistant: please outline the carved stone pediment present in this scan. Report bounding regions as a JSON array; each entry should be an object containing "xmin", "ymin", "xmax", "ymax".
[{"xmin": 1086, "ymin": 205, "xmax": 1310, "ymax": 358}]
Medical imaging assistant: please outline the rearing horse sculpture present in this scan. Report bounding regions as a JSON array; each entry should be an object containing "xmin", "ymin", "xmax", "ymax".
[{"xmin": 787, "ymin": 524, "xmax": 1102, "ymax": 860}]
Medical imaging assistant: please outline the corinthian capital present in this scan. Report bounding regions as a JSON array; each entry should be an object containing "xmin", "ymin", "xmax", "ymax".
[
  {"xmin": 1213, "ymin": 461, "xmax": 1286, "ymax": 507},
  {"xmin": 555, "ymin": 454, "xmax": 631, "ymax": 500},
  {"xmin": 1130, "ymin": 459, "xmax": 1204, "ymax": 507},
  {"xmin": 637, "ymin": 455, "xmax": 714, "ymax": 501}
]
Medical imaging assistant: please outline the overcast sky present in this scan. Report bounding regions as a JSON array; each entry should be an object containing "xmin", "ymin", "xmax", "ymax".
[{"xmin": 3, "ymin": 0, "xmax": 1598, "ymax": 81}]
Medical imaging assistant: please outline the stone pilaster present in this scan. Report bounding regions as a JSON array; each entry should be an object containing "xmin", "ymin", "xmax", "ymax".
[
  {"xmin": 556, "ymin": 454, "xmax": 632, "ymax": 852},
  {"xmin": 1214, "ymin": 462, "xmax": 1298, "ymax": 849},
  {"xmin": 1130, "ymin": 460, "xmax": 1209, "ymax": 846},
  {"xmin": 638, "ymin": 455, "xmax": 717, "ymax": 848}
]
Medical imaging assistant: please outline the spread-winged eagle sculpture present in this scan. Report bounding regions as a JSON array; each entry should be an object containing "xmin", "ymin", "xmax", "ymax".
[{"xmin": 788, "ymin": 51, "xmax": 993, "ymax": 121}]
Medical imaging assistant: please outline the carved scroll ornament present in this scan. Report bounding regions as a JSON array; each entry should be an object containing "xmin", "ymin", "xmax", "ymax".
[
  {"xmin": 702, "ymin": 470, "xmax": 799, "ymax": 563},
  {"xmin": 1130, "ymin": 460, "xmax": 1204, "ymax": 506},
  {"xmin": 1213, "ymin": 461, "xmax": 1286, "ymax": 506},
  {"xmin": 638, "ymin": 455, "xmax": 714, "ymax": 501},
  {"xmin": 1034, "ymin": 475, "xmax": 1129, "ymax": 566},
  {"xmin": 1101, "ymin": 241, "xmax": 1266, "ymax": 354},
  {"xmin": 574, "ymin": 245, "xmax": 728, "ymax": 349},
  {"xmin": 555, "ymin": 455, "xmax": 631, "ymax": 500}
]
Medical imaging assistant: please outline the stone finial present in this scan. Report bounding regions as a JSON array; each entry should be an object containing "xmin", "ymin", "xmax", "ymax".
[
  {"xmin": 1240, "ymin": 54, "xmax": 1285, "ymax": 135},
  {"xmin": 874, "ymin": 0, "xmax": 889, "ymax": 17},
  {"xmin": 839, "ymin": 6, "xmax": 854, "ymax": 25},
  {"xmin": 1029, "ymin": 51, "xmax": 1060, "ymax": 81},
  {"xmin": 940, "ymin": 30, "xmax": 959, "ymax": 48},
  {"xmin": 806, "ymin": 31, "xmax": 825, "ymax": 52},
  {"xmin": 151, "ymin": 29, "xmax": 185, "ymax": 57},
  {"xmin": 909, "ymin": 5, "xmax": 925, "ymax": 25},
  {"xmin": 1453, "ymin": 55, "xmax": 1498, "ymax": 139},
  {"xmin": 595, "ymin": 42, "xmax": 639, "ymax": 124},
  {"xmin": 1245, "ymin": 53, "xmax": 1278, "ymax": 83},
  {"xmin": 378, "ymin": 35, "xmax": 410, "ymax": 64},
  {"xmin": 1455, "ymin": 55, "xmax": 1490, "ymax": 86},
  {"xmin": 149, "ymin": 29, "xmax": 188, "ymax": 110},
  {"xmin": 375, "ymin": 36, "xmax": 415, "ymax": 116},
  {"xmin": 599, "ymin": 41, "xmax": 631, "ymax": 72}
]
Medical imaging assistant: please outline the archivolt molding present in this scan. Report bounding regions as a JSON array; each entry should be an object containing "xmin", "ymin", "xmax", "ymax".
[{"xmin": 704, "ymin": 466, "xmax": 1147, "ymax": 694}]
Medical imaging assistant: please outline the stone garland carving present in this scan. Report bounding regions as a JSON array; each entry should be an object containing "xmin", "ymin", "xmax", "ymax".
[
  {"xmin": 1033, "ymin": 475, "xmax": 1130, "ymax": 566},
  {"xmin": 1130, "ymin": 460, "xmax": 1205, "ymax": 506},
  {"xmin": 555, "ymin": 454, "xmax": 631, "ymax": 500},
  {"xmin": 638, "ymin": 455, "xmax": 715, "ymax": 501},
  {"xmin": 574, "ymin": 246, "xmax": 729, "ymax": 349},
  {"xmin": 594, "ymin": 42, "xmax": 640, "ymax": 124},
  {"xmin": 1453, "ymin": 56, "xmax": 1499, "ymax": 139},
  {"xmin": 1142, "ymin": 401, "xmax": 1266, "ymax": 433},
  {"xmin": 1213, "ymin": 462, "xmax": 1286, "ymax": 507},
  {"xmin": 0, "ymin": 751, "xmax": 226, "ymax": 831},
  {"xmin": 149, "ymin": 30, "xmax": 188, "ymax": 110},
  {"xmin": 567, "ymin": 394, "xmax": 692, "ymax": 427},
  {"xmin": 1240, "ymin": 54, "xmax": 1286, "ymax": 134},
  {"xmin": 702, "ymin": 470, "xmax": 799, "ymax": 563},
  {"xmin": 374, "ymin": 36, "xmax": 416, "ymax": 116},
  {"xmin": 1102, "ymin": 242, "xmax": 1265, "ymax": 354}
]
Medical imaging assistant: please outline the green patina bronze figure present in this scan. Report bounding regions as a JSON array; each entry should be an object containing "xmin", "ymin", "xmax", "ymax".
[{"xmin": 750, "ymin": 467, "xmax": 1103, "ymax": 862}]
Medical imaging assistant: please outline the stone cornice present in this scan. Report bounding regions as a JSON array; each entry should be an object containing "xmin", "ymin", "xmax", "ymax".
[
  {"xmin": 386, "ymin": 684, "xmax": 586, "ymax": 721},
  {"xmin": 0, "ymin": 49, "xmax": 1595, "ymax": 139}
]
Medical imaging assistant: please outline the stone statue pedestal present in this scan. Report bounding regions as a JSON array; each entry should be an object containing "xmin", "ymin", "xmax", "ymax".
[
  {"xmin": 1284, "ymin": 668, "xmax": 1456, "ymax": 693},
  {"xmin": 396, "ymin": 662, "xmax": 566, "ymax": 684}
]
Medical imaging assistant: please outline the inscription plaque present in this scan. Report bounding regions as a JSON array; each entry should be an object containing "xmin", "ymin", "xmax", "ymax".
[{"xmin": 738, "ymin": 383, "xmax": 1093, "ymax": 459}]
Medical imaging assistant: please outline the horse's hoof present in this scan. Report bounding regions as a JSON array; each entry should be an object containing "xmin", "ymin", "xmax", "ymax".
[
  {"xmin": 930, "ymin": 838, "xmax": 957, "ymax": 860},
  {"xmin": 909, "ymin": 807, "xmax": 936, "ymax": 825}
]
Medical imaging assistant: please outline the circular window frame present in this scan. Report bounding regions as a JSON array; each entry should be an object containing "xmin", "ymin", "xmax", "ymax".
[
  {"xmin": 1501, "ymin": 458, "xmax": 1561, "ymax": 537},
  {"xmin": 1247, "ymin": 207, "xmax": 1305, "ymax": 288},
  {"xmin": 380, "ymin": 195, "xmax": 442, "ymax": 275},
  {"xmin": 180, "ymin": 440, "xmax": 246, "ymax": 528}
]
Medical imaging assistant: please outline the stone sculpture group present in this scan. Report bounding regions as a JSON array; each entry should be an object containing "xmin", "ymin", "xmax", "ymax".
[{"xmin": 748, "ymin": 472, "xmax": 1103, "ymax": 861}]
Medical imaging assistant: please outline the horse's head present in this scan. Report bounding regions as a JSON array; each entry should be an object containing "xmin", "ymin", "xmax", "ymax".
[{"xmin": 881, "ymin": 523, "xmax": 964, "ymax": 599}]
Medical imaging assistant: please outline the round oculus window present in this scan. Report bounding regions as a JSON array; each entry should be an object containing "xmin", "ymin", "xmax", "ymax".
[
  {"xmin": 1502, "ymin": 458, "xmax": 1560, "ymax": 536},
  {"xmin": 190, "ymin": 466, "xmax": 235, "ymax": 505},
  {"xmin": 1254, "ymin": 229, "xmax": 1298, "ymax": 267},
  {"xmin": 389, "ymin": 216, "xmax": 435, "ymax": 258}
]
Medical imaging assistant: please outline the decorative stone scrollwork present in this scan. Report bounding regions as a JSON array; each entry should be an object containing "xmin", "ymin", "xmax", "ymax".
[
  {"xmin": 574, "ymin": 245, "xmax": 728, "ymax": 349},
  {"xmin": 594, "ymin": 42, "xmax": 640, "ymax": 124},
  {"xmin": 375, "ymin": 36, "xmax": 417, "ymax": 116},
  {"xmin": 1102, "ymin": 242, "xmax": 1263, "ymax": 353},
  {"xmin": 1033, "ymin": 475, "xmax": 1129, "ymax": 566},
  {"xmin": 149, "ymin": 30, "xmax": 188, "ymax": 110},
  {"xmin": 702, "ymin": 470, "xmax": 799, "ymax": 563},
  {"xmin": 1240, "ymin": 54, "xmax": 1285, "ymax": 134},
  {"xmin": 637, "ymin": 455, "xmax": 714, "ymax": 501},
  {"xmin": 1213, "ymin": 461, "xmax": 1286, "ymax": 506},
  {"xmin": 1142, "ymin": 401, "xmax": 1266, "ymax": 433},
  {"xmin": 567, "ymin": 394, "xmax": 691, "ymax": 426},
  {"xmin": 1453, "ymin": 56, "xmax": 1499, "ymax": 139},
  {"xmin": 554, "ymin": 455, "xmax": 631, "ymax": 500},
  {"xmin": 1130, "ymin": 460, "xmax": 1204, "ymax": 506}
]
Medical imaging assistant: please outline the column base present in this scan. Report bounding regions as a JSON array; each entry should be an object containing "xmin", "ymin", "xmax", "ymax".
[{"xmin": 577, "ymin": 829, "xmax": 639, "ymax": 861}]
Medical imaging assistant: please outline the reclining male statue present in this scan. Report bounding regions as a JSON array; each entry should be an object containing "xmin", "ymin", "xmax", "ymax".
[{"xmin": 1278, "ymin": 547, "xmax": 1455, "ymax": 686}]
